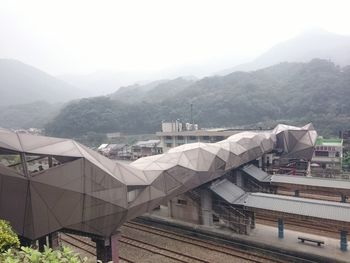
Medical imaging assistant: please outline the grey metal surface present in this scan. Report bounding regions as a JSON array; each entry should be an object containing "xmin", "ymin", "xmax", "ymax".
[
  {"xmin": 236, "ymin": 192, "xmax": 350, "ymax": 223},
  {"xmin": 210, "ymin": 179, "xmax": 246, "ymax": 203},
  {"xmin": 271, "ymin": 174, "xmax": 350, "ymax": 190},
  {"xmin": 0, "ymin": 123, "xmax": 317, "ymax": 240},
  {"xmin": 241, "ymin": 164, "xmax": 271, "ymax": 182}
]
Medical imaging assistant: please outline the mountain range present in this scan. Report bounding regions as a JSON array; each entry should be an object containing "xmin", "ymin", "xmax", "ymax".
[
  {"xmin": 218, "ymin": 28, "xmax": 350, "ymax": 74},
  {"xmin": 1, "ymin": 29, "xmax": 350, "ymax": 133},
  {"xmin": 45, "ymin": 59, "xmax": 350, "ymax": 138}
]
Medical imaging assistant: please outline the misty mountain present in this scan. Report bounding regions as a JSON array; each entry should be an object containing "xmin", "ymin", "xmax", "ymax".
[
  {"xmin": 110, "ymin": 77, "xmax": 197, "ymax": 103},
  {"xmin": 45, "ymin": 59, "xmax": 350, "ymax": 138},
  {"xmin": 219, "ymin": 28, "xmax": 350, "ymax": 75},
  {"xmin": 0, "ymin": 59, "xmax": 81, "ymax": 106},
  {"xmin": 59, "ymin": 71, "xmax": 147, "ymax": 97},
  {"xmin": 0, "ymin": 102, "xmax": 61, "ymax": 129}
]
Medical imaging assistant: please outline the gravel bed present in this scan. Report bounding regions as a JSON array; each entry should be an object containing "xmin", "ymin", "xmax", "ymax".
[{"xmin": 119, "ymin": 241, "xmax": 179, "ymax": 263}]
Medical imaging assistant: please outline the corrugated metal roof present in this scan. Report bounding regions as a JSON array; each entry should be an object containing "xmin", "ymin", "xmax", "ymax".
[
  {"xmin": 271, "ymin": 174, "xmax": 350, "ymax": 190},
  {"xmin": 241, "ymin": 164, "xmax": 271, "ymax": 182},
  {"xmin": 210, "ymin": 179, "xmax": 246, "ymax": 203},
  {"xmin": 236, "ymin": 193, "xmax": 350, "ymax": 223}
]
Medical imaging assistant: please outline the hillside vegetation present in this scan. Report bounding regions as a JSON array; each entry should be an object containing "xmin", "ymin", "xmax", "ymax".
[{"xmin": 45, "ymin": 59, "xmax": 350, "ymax": 137}]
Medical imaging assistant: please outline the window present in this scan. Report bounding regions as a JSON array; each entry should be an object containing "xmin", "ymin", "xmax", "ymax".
[
  {"xmin": 166, "ymin": 143, "xmax": 172, "ymax": 147},
  {"xmin": 189, "ymin": 136, "xmax": 197, "ymax": 140},
  {"xmin": 177, "ymin": 199, "xmax": 187, "ymax": 205},
  {"xmin": 177, "ymin": 136, "xmax": 184, "ymax": 140},
  {"xmin": 315, "ymin": 151, "xmax": 329, "ymax": 157},
  {"xmin": 165, "ymin": 136, "xmax": 172, "ymax": 140}
]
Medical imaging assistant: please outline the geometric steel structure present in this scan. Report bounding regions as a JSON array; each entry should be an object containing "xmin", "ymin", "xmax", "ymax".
[
  {"xmin": 274, "ymin": 123, "xmax": 317, "ymax": 160},
  {"xmin": 0, "ymin": 124, "xmax": 317, "ymax": 241}
]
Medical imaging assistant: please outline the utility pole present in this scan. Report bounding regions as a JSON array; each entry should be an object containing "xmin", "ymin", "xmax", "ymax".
[{"xmin": 190, "ymin": 103, "xmax": 193, "ymax": 128}]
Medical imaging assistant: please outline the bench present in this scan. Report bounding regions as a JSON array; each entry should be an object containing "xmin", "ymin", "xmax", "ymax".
[{"xmin": 298, "ymin": 236, "xmax": 325, "ymax": 246}]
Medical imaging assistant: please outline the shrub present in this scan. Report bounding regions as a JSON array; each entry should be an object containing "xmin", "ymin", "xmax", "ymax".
[
  {"xmin": 0, "ymin": 220, "xmax": 20, "ymax": 252},
  {"xmin": 0, "ymin": 245, "xmax": 88, "ymax": 263}
]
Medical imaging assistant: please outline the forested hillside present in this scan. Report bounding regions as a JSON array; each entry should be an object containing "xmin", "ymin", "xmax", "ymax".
[{"xmin": 45, "ymin": 59, "xmax": 350, "ymax": 137}]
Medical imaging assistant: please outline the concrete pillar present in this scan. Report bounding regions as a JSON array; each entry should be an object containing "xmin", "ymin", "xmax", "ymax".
[
  {"xmin": 341, "ymin": 194, "xmax": 347, "ymax": 203},
  {"xmin": 340, "ymin": 230, "xmax": 348, "ymax": 251},
  {"xmin": 250, "ymin": 212, "xmax": 256, "ymax": 229},
  {"xmin": 95, "ymin": 237, "xmax": 112, "ymax": 263},
  {"xmin": 294, "ymin": 190, "xmax": 300, "ymax": 197},
  {"xmin": 48, "ymin": 232, "xmax": 60, "ymax": 249},
  {"xmin": 200, "ymin": 189, "xmax": 213, "ymax": 226},
  {"xmin": 19, "ymin": 236, "xmax": 33, "ymax": 247},
  {"xmin": 278, "ymin": 218, "xmax": 284, "ymax": 239},
  {"xmin": 38, "ymin": 236, "xmax": 47, "ymax": 252},
  {"xmin": 111, "ymin": 232, "xmax": 120, "ymax": 263},
  {"xmin": 235, "ymin": 170, "xmax": 244, "ymax": 188},
  {"xmin": 168, "ymin": 200, "xmax": 173, "ymax": 218}
]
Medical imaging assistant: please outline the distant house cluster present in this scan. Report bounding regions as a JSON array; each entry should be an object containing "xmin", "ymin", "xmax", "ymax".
[{"xmin": 97, "ymin": 139, "xmax": 161, "ymax": 160}]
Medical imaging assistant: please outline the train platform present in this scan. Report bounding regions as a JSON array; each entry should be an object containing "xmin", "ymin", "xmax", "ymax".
[{"xmin": 142, "ymin": 212, "xmax": 350, "ymax": 263}]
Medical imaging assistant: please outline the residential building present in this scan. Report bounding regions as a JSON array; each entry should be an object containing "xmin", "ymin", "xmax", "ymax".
[
  {"xmin": 131, "ymin": 140, "xmax": 162, "ymax": 160},
  {"xmin": 98, "ymin": 143, "xmax": 130, "ymax": 159},
  {"xmin": 157, "ymin": 121, "xmax": 253, "ymax": 153},
  {"xmin": 312, "ymin": 137, "xmax": 343, "ymax": 173}
]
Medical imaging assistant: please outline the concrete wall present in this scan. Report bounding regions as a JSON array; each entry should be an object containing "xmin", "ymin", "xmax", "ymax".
[{"xmin": 169, "ymin": 194, "xmax": 201, "ymax": 224}]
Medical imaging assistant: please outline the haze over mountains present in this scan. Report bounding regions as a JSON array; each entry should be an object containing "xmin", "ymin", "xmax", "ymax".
[
  {"xmin": 218, "ymin": 28, "xmax": 350, "ymax": 75},
  {"xmin": 0, "ymin": 59, "xmax": 81, "ymax": 106},
  {"xmin": 1, "ymin": 29, "xmax": 350, "ymax": 133},
  {"xmin": 46, "ymin": 59, "xmax": 350, "ymax": 138}
]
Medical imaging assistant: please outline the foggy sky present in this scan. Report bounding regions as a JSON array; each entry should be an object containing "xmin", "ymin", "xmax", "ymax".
[{"xmin": 1, "ymin": 0, "xmax": 350, "ymax": 77}]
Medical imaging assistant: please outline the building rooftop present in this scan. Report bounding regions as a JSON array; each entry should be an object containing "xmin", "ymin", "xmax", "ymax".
[
  {"xmin": 133, "ymin": 140, "xmax": 160, "ymax": 147},
  {"xmin": 236, "ymin": 193, "xmax": 350, "ymax": 223},
  {"xmin": 271, "ymin": 174, "xmax": 350, "ymax": 190},
  {"xmin": 315, "ymin": 136, "xmax": 343, "ymax": 146},
  {"xmin": 210, "ymin": 179, "xmax": 246, "ymax": 203},
  {"xmin": 241, "ymin": 164, "xmax": 271, "ymax": 182}
]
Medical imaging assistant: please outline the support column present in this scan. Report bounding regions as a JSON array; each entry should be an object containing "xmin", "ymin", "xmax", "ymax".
[
  {"xmin": 340, "ymin": 230, "xmax": 348, "ymax": 252},
  {"xmin": 235, "ymin": 170, "xmax": 244, "ymax": 188},
  {"xmin": 341, "ymin": 194, "xmax": 347, "ymax": 203},
  {"xmin": 278, "ymin": 218, "xmax": 284, "ymax": 239},
  {"xmin": 48, "ymin": 232, "xmax": 60, "ymax": 249},
  {"xmin": 38, "ymin": 236, "xmax": 47, "ymax": 252},
  {"xmin": 200, "ymin": 189, "xmax": 213, "ymax": 226},
  {"xmin": 250, "ymin": 212, "xmax": 256, "ymax": 229},
  {"xmin": 111, "ymin": 232, "xmax": 121, "ymax": 263},
  {"xmin": 95, "ymin": 237, "xmax": 112, "ymax": 263},
  {"xmin": 168, "ymin": 200, "xmax": 173, "ymax": 218},
  {"xmin": 19, "ymin": 236, "xmax": 33, "ymax": 247}
]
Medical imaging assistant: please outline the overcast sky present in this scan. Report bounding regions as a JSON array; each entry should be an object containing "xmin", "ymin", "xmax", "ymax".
[{"xmin": 1, "ymin": 0, "xmax": 350, "ymax": 76}]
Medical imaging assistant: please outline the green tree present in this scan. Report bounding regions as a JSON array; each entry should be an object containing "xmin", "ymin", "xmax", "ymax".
[{"xmin": 0, "ymin": 220, "xmax": 20, "ymax": 253}]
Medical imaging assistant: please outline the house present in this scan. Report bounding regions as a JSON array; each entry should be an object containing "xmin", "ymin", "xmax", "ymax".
[
  {"xmin": 131, "ymin": 140, "xmax": 162, "ymax": 160},
  {"xmin": 312, "ymin": 137, "xmax": 343, "ymax": 174}
]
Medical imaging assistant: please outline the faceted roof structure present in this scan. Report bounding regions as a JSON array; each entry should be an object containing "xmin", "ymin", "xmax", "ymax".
[
  {"xmin": 273, "ymin": 123, "xmax": 317, "ymax": 160},
  {"xmin": 0, "ymin": 124, "xmax": 316, "ymax": 240}
]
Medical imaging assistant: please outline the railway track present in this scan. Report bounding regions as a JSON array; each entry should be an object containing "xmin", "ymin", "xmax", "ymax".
[
  {"xmin": 57, "ymin": 219, "xmax": 320, "ymax": 263},
  {"xmin": 123, "ymin": 221, "xmax": 293, "ymax": 263},
  {"xmin": 120, "ymin": 235, "xmax": 211, "ymax": 263},
  {"xmin": 60, "ymin": 233, "xmax": 134, "ymax": 263}
]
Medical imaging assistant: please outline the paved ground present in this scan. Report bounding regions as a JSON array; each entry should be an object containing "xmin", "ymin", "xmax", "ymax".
[{"xmin": 146, "ymin": 208, "xmax": 350, "ymax": 263}]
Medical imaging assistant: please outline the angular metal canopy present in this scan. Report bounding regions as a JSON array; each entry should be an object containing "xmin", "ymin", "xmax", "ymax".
[{"xmin": 0, "ymin": 124, "xmax": 316, "ymax": 240}]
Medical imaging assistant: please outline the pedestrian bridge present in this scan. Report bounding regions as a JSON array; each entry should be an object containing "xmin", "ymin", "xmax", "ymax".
[{"xmin": 0, "ymin": 124, "xmax": 316, "ymax": 241}]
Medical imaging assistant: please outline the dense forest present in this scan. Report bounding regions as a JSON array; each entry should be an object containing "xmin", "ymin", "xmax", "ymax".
[{"xmin": 45, "ymin": 59, "xmax": 350, "ymax": 138}]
